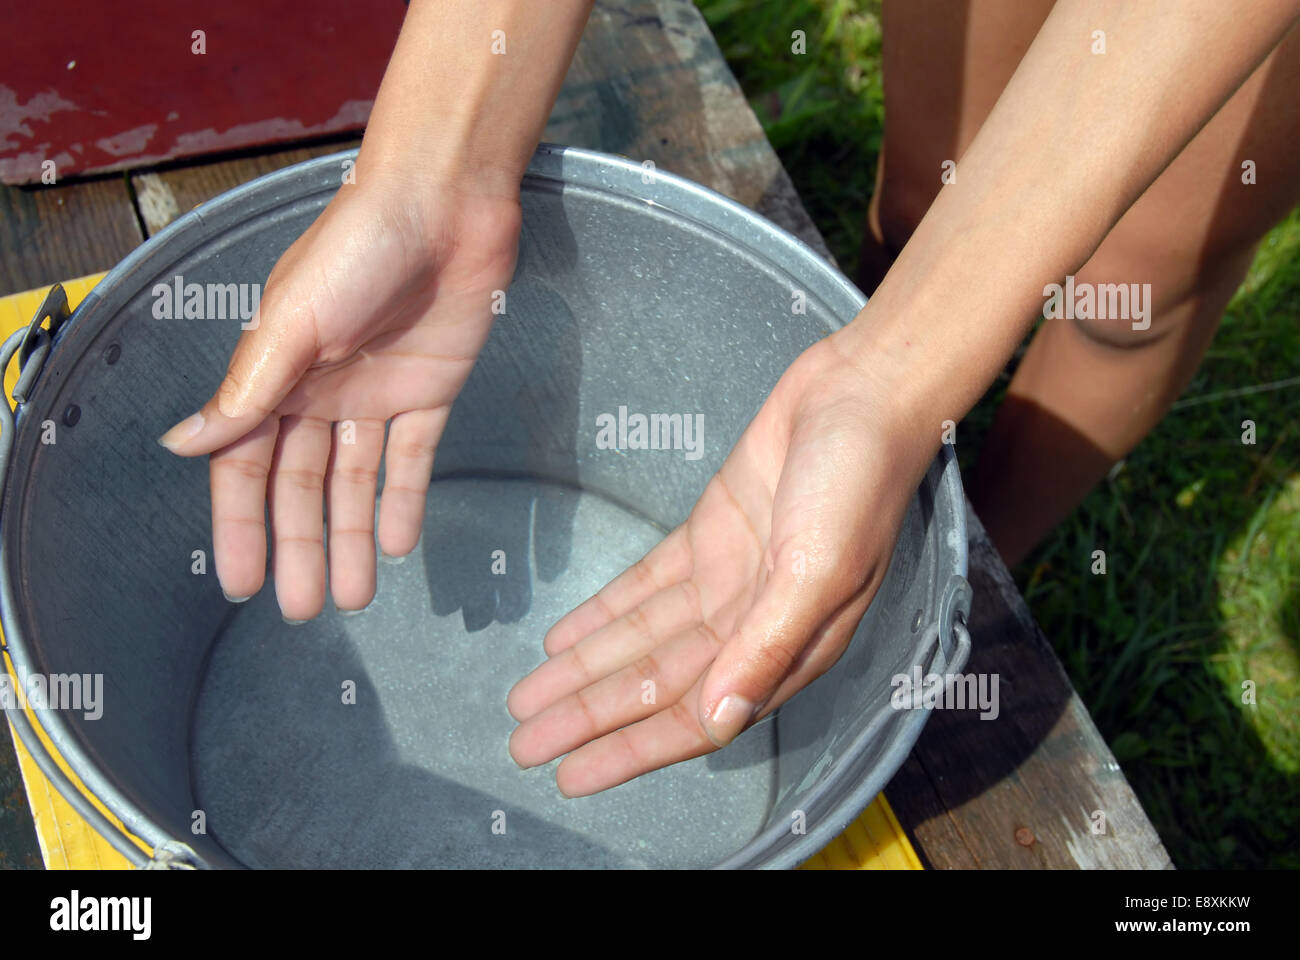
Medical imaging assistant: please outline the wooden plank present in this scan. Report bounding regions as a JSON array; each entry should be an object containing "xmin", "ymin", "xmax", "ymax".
[
  {"xmin": 129, "ymin": 138, "xmax": 363, "ymax": 235},
  {"xmin": 887, "ymin": 508, "xmax": 1173, "ymax": 868},
  {"xmin": 886, "ymin": 753, "xmax": 979, "ymax": 869},
  {"xmin": 0, "ymin": 721, "xmax": 42, "ymax": 869},
  {"xmin": 0, "ymin": 176, "xmax": 142, "ymax": 297},
  {"xmin": 552, "ymin": 0, "xmax": 831, "ymax": 258}
]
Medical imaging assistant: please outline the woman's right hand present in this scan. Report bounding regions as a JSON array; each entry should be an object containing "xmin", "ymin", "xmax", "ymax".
[
  {"xmin": 158, "ymin": 175, "xmax": 522, "ymax": 621},
  {"xmin": 154, "ymin": 0, "xmax": 595, "ymax": 620}
]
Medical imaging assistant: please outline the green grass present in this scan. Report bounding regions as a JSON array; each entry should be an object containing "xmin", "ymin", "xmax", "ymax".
[
  {"xmin": 697, "ymin": 0, "xmax": 1300, "ymax": 868},
  {"xmin": 698, "ymin": 0, "xmax": 884, "ymax": 268}
]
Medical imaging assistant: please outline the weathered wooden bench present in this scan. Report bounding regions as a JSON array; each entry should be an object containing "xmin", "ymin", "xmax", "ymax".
[{"xmin": 0, "ymin": 0, "xmax": 1170, "ymax": 869}]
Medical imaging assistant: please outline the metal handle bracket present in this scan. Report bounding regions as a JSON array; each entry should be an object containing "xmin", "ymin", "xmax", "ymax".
[{"xmin": 13, "ymin": 283, "xmax": 71, "ymax": 404}]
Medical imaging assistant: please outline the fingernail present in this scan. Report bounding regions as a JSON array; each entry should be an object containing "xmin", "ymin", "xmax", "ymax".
[
  {"xmin": 158, "ymin": 412, "xmax": 205, "ymax": 451},
  {"xmin": 702, "ymin": 694, "xmax": 757, "ymax": 748},
  {"xmin": 378, "ymin": 550, "xmax": 406, "ymax": 565},
  {"xmin": 222, "ymin": 589, "xmax": 251, "ymax": 603},
  {"xmin": 338, "ymin": 605, "xmax": 368, "ymax": 617},
  {"xmin": 282, "ymin": 616, "xmax": 308, "ymax": 626}
]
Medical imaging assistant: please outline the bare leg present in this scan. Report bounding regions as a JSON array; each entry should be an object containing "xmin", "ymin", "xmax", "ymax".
[
  {"xmin": 863, "ymin": 1, "xmax": 1300, "ymax": 566},
  {"xmin": 969, "ymin": 246, "xmax": 1252, "ymax": 566}
]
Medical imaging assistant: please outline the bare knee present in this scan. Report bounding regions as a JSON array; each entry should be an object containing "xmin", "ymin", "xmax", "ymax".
[
  {"xmin": 1061, "ymin": 244, "xmax": 1250, "ymax": 351},
  {"xmin": 1060, "ymin": 275, "xmax": 1169, "ymax": 349}
]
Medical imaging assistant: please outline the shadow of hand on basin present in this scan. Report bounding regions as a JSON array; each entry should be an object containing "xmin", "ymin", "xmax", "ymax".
[{"xmin": 422, "ymin": 214, "xmax": 584, "ymax": 634}]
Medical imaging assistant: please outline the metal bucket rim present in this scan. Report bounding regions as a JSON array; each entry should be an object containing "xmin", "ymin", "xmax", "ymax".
[{"xmin": 0, "ymin": 143, "xmax": 968, "ymax": 869}]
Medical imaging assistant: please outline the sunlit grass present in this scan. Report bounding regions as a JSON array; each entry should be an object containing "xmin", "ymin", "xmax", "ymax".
[{"xmin": 1214, "ymin": 473, "xmax": 1300, "ymax": 775}]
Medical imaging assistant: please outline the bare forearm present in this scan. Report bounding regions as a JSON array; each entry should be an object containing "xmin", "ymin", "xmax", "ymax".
[
  {"xmin": 842, "ymin": 0, "xmax": 1300, "ymax": 456},
  {"xmin": 358, "ymin": 0, "xmax": 594, "ymax": 198}
]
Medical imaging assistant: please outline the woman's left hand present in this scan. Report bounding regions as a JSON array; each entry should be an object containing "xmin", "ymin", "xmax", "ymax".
[{"xmin": 506, "ymin": 330, "xmax": 935, "ymax": 796}]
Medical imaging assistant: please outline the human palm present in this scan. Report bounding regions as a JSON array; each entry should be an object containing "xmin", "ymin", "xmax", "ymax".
[
  {"xmin": 507, "ymin": 335, "xmax": 922, "ymax": 796},
  {"xmin": 159, "ymin": 182, "xmax": 522, "ymax": 618}
]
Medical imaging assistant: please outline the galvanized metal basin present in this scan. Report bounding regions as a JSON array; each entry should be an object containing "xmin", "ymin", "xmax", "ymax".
[{"xmin": 0, "ymin": 145, "xmax": 970, "ymax": 868}]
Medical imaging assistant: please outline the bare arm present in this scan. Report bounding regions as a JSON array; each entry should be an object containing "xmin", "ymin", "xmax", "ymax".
[
  {"xmin": 508, "ymin": 0, "xmax": 1300, "ymax": 780},
  {"xmin": 839, "ymin": 0, "xmax": 1300, "ymax": 470},
  {"xmin": 358, "ymin": 0, "xmax": 594, "ymax": 200},
  {"xmin": 163, "ymin": 1, "xmax": 595, "ymax": 616}
]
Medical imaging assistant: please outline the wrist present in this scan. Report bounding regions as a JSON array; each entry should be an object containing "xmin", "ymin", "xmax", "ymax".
[
  {"xmin": 354, "ymin": 0, "xmax": 592, "ymax": 204},
  {"xmin": 354, "ymin": 131, "xmax": 527, "ymax": 205},
  {"xmin": 834, "ymin": 194, "xmax": 1056, "ymax": 439}
]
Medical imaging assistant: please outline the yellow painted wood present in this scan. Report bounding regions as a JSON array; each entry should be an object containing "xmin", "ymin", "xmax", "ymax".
[
  {"xmin": 4, "ymin": 650, "xmax": 142, "ymax": 870},
  {"xmin": 0, "ymin": 275, "xmax": 923, "ymax": 871},
  {"xmin": 0, "ymin": 273, "xmax": 107, "ymax": 402},
  {"xmin": 799, "ymin": 794, "xmax": 923, "ymax": 870},
  {"xmin": 6, "ymin": 715, "xmax": 135, "ymax": 870},
  {"xmin": 1, "ymin": 273, "xmax": 142, "ymax": 870}
]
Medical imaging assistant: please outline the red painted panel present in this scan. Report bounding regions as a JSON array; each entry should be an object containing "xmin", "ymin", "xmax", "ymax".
[{"xmin": 1, "ymin": 0, "xmax": 406, "ymax": 183}]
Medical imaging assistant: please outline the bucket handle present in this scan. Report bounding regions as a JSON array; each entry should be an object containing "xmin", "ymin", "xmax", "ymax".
[
  {"xmin": 12, "ymin": 282, "xmax": 71, "ymax": 404},
  {"xmin": 934, "ymin": 574, "xmax": 973, "ymax": 674}
]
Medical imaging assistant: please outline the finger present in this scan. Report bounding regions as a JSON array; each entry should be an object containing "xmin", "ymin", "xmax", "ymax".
[
  {"xmin": 158, "ymin": 297, "xmax": 318, "ymax": 457},
  {"xmin": 376, "ymin": 407, "xmax": 450, "ymax": 558},
  {"xmin": 752, "ymin": 587, "xmax": 873, "ymax": 720},
  {"xmin": 698, "ymin": 540, "xmax": 875, "ymax": 747},
  {"xmin": 554, "ymin": 680, "xmax": 715, "ymax": 798},
  {"xmin": 268, "ymin": 415, "xmax": 332, "ymax": 621},
  {"xmin": 325, "ymin": 418, "xmax": 385, "ymax": 611},
  {"xmin": 507, "ymin": 580, "xmax": 703, "ymax": 722},
  {"xmin": 509, "ymin": 621, "xmax": 723, "ymax": 769},
  {"xmin": 542, "ymin": 527, "xmax": 692, "ymax": 656},
  {"xmin": 210, "ymin": 416, "xmax": 280, "ymax": 601}
]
